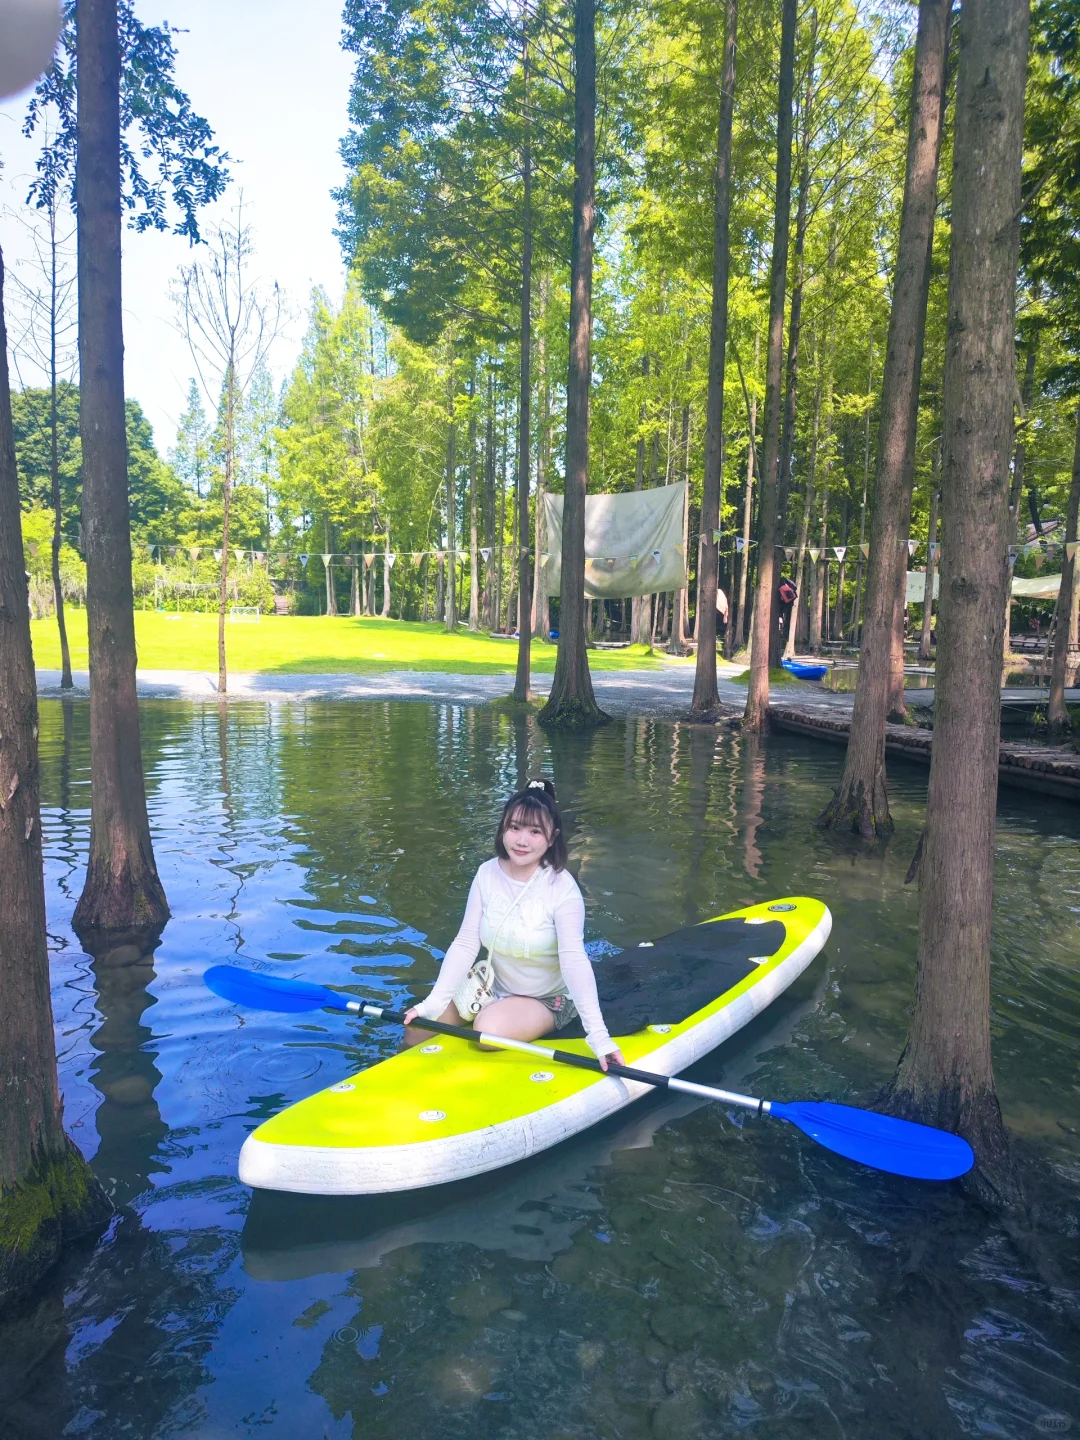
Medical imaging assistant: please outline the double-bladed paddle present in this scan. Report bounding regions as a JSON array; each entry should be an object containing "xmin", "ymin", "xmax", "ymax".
[{"xmin": 204, "ymin": 964, "xmax": 974, "ymax": 1182}]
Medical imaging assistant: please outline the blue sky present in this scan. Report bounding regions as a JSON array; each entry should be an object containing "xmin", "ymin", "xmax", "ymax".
[{"xmin": 0, "ymin": 0, "xmax": 356, "ymax": 453}]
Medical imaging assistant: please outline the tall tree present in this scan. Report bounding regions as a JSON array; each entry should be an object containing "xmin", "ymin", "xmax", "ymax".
[
  {"xmin": 0, "ymin": 247, "xmax": 111, "ymax": 1312},
  {"xmin": 818, "ymin": 0, "xmax": 951, "ymax": 837},
  {"xmin": 882, "ymin": 0, "xmax": 1030, "ymax": 1204},
  {"xmin": 72, "ymin": 0, "xmax": 167, "ymax": 940},
  {"xmin": 512, "ymin": 29, "xmax": 534, "ymax": 702},
  {"xmin": 1047, "ymin": 407, "xmax": 1080, "ymax": 729},
  {"xmin": 175, "ymin": 209, "xmax": 282, "ymax": 693},
  {"xmin": 690, "ymin": 0, "xmax": 739, "ymax": 716},
  {"xmin": 539, "ymin": 0, "xmax": 607, "ymax": 727},
  {"xmin": 170, "ymin": 379, "xmax": 210, "ymax": 501},
  {"xmin": 7, "ymin": 182, "xmax": 78, "ymax": 688},
  {"xmin": 743, "ymin": 0, "xmax": 797, "ymax": 731}
]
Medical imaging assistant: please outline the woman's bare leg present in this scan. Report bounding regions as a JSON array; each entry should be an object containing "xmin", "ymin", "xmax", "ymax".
[
  {"xmin": 402, "ymin": 1001, "xmax": 468, "ymax": 1047},
  {"xmin": 473, "ymin": 996, "xmax": 555, "ymax": 1047}
]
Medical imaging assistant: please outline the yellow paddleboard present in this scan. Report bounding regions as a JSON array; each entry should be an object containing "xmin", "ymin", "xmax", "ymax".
[{"xmin": 239, "ymin": 896, "xmax": 831, "ymax": 1195}]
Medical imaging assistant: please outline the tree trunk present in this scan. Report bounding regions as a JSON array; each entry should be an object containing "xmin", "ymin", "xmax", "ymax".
[
  {"xmin": 690, "ymin": 0, "xmax": 738, "ymax": 715},
  {"xmin": 744, "ymin": 0, "xmax": 797, "ymax": 730},
  {"xmin": 0, "ymin": 244, "xmax": 111, "ymax": 1312},
  {"xmin": 350, "ymin": 540, "xmax": 360, "ymax": 616},
  {"xmin": 445, "ymin": 359, "xmax": 457, "ymax": 631},
  {"xmin": 851, "ymin": 338, "xmax": 875, "ymax": 644},
  {"xmin": 47, "ymin": 209, "xmax": 73, "ymax": 689},
  {"xmin": 484, "ymin": 373, "xmax": 496, "ymax": 629},
  {"xmin": 532, "ymin": 276, "xmax": 551, "ymax": 640},
  {"xmin": 513, "ymin": 34, "xmax": 534, "ymax": 703},
  {"xmin": 670, "ymin": 409, "xmax": 691, "ymax": 652},
  {"xmin": 880, "ymin": 0, "xmax": 1030, "ymax": 1207},
  {"xmin": 217, "ymin": 368, "xmax": 237, "ymax": 687},
  {"xmin": 323, "ymin": 519, "xmax": 337, "ymax": 618},
  {"xmin": 72, "ymin": 0, "xmax": 168, "ymax": 941},
  {"xmin": 784, "ymin": 330, "xmax": 822, "ymax": 659},
  {"xmin": 631, "ymin": 357, "xmax": 652, "ymax": 648},
  {"xmin": 1005, "ymin": 338, "xmax": 1037, "ymax": 653},
  {"xmin": 918, "ymin": 461, "xmax": 940, "ymax": 662},
  {"xmin": 1048, "ymin": 407, "xmax": 1080, "ymax": 731},
  {"xmin": 817, "ymin": 0, "xmax": 950, "ymax": 837},
  {"xmin": 733, "ymin": 340, "xmax": 758, "ymax": 654},
  {"xmin": 383, "ymin": 529, "xmax": 392, "ymax": 616},
  {"xmin": 468, "ymin": 369, "xmax": 480, "ymax": 629},
  {"xmin": 774, "ymin": 7, "xmax": 818, "ymax": 580},
  {"xmin": 538, "ymin": 0, "xmax": 607, "ymax": 728}
]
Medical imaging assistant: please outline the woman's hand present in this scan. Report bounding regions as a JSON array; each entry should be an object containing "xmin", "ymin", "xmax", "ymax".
[
  {"xmin": 403, "ymin": 1007, "xmax": 420, "ymax": 1026},
  {"xmin": 598, "ymin": 1048, "xmax": 627, "ymax": 1072}
]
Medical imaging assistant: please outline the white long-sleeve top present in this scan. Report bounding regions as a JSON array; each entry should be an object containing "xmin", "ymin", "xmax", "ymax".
[{"xmin": 412, "ymin": 857, "xmax": 617, "ymax": 1056}]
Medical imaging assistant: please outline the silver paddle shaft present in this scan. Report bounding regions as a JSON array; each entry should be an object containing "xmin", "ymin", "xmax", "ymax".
[{"xmin": 354, "ymin": 1001, "xmax": 772, "ymax": 1116}]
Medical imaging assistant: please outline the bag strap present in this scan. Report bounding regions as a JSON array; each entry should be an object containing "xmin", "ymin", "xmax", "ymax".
[{"xmin": 486, "ymin": 866, "xmax": 543, "ymax": 955}]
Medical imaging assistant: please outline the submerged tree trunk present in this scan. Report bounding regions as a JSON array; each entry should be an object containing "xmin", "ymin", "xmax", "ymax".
[
  {"xmin": 539, "ymin": 0, "xmax": 607, "ymax": 728},
  {"xmin": 72, "ymin": 0, "xmax": 169, "ymax": 941},
  {"xmin": 744, "ymin": 0, "xmax": 797, "ymax": 731},
  {"xmin": 691, "ymin": 0, "xmax": 738, "ymax": 715},
  {"xmin": 818, "ymin": 0, "xmax": 950, "ymax": 838},
  {"xmin": 881, "ymin": 0, "xmax": 1030, "ymax": 1207},
  {"xmin": 1048, "ymin": 407, "xmax": 1080, "ymax": 731},
  {"xmin": 513, "ymin": 34, "xmax": 534, "ymax": 704},
  {"xmin": 0, "ymin": 245, "xmax": 112, "ymax": 1312}
]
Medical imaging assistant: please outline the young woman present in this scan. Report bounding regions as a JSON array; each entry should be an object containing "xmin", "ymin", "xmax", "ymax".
[{"xmin": 404, "ymin": 780, "xmax": 627, "ymax": 1070}]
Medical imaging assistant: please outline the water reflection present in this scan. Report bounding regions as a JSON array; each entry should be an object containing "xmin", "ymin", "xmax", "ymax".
[{"xmin": 5, "ymin": 698, "xmax": 1077, "ymax": 1438}]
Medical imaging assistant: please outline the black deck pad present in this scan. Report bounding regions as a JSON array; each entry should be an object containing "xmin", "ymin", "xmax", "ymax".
[{"xmin": 556, "ymin": 918, "xmax": 787, "ymax": 1039}]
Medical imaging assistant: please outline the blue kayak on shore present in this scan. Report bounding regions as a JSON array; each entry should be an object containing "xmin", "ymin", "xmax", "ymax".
[{"xmin": 782, "ymin": 658, "xmax": 829, "ymax": 682}]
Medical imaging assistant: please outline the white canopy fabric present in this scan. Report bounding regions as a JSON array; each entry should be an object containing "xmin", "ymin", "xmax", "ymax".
[
  {"xmin": 906, "ymin": 571, "xmax": 1062, "ymax": 605},
  {"xmin": 544, "ymin": 483, "xmax": 688, "ymax": 599}
]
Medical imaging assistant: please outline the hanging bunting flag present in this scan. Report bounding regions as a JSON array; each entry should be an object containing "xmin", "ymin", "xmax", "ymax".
[
  {"xmin": 213, "ymin": 548, "xmax": 222, "ymax": 562},
  {"xmin": 189, "ymin": 546, "xmax": 201, "ymax": 562},
  {"xmin": 541, "ymin": 552, "xmax": 550, "ymax": 566},
  {"xmin": 808, "ymin": 547, "xmax": 821, "ymax": 563},
  {"xmin": 1008, "ymin": 545, "xmax": 1019, "ymax": 566},
  {"xmin": 651, "ymin": 548, "xmax": 662, "ymax": 562},
  {"xmin": 859, "ymin": 543, "xmax": 870, "ymax": 559},
  {"xmin": 321, "ymin": 553, "xmax": 332, "ymax": 568},
  {"xmin": 479, "ymin": 546, "xmax": 491, "ymax": 562},
  {"xmin": 629, "ymin": 554, "xmax": 639, "ymax": 566},
  {"xmin": 833, "ymin": 546, "xmax": 846, "ymax": 562},
  {"xmin": 436, "ymin": 550, "xmax": 446, "ymax": 562},
  {"xmin": 387, "ymin": 553, "xmax": 397, "ymax": 568},
  {"xmin": 735, "ymin": 536, "xmax": 745, "ymax": 553},
  {"xmin": 784, "ymin": 547, "xmax": 795, "ymax": 562},
  {"xmin": 907, "ymin": 539, "xmax": 918, "ymax": 555},
  {"xmin": 1067, "ymin": 542, "xmax": 1078, "ymax": 562},
  {"xmin": 299, "ymin": 553, "xmax": 309, "ymax": 565},
  {"xmin": 928, "ymin": 542, "xmax": 939, "ymax": 560},
  {"xmin": 363, "ymin": 553, "xmax": 375, "ymax": 569},
  {"xmin": 147, "ymin": 543, "xmax": 156, "ymax": 557},
  {"xmin": 712, "ymin": 529, "xmax": 722, "ymax": 543}
]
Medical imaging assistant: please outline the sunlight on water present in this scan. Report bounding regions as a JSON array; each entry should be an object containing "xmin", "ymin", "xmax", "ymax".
[{"xmin": 5, "ymin": 698, "xmax": 1078, "ymax": 1438}]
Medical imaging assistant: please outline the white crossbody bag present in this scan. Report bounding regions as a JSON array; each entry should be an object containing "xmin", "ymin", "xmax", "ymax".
[{"xmin": 452, "ymin": 868, "xmax": 543, "ymax": 1019}]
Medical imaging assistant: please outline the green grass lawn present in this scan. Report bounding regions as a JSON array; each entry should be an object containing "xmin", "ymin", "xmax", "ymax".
[{"xmin": 30, "ymin": 610, "xmax": 691, "ymax": 675}]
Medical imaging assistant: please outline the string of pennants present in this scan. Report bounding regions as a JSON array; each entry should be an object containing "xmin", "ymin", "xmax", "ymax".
[{"xmin": 129, "ymin": 535, "xmax": 1080, "ymax": 570}]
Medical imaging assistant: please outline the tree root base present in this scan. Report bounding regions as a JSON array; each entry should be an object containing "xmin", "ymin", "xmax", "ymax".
[
  {"xmin": 878, "ymin": 1073, "xmax": 1024, "ymax": 1211},
  {"xmin": 816, "ymin": 779, "xmax": 893, "ymax": 841},
  {"xmin": 536, "ymin": 697, "xmax": 612, "ymax": 730},
  {"xmin": 0, "ymin": 1142, "xmax": 112, "ymax": 1314}
]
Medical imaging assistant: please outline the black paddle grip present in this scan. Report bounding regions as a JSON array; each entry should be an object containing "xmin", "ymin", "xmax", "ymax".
[{"xmin": 551, "ymin": 1049, "xmax": 670, "ymax": 1089}]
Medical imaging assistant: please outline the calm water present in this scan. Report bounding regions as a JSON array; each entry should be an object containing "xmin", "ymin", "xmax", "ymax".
[{"xmin": 4, "ymin": 699, "xmax": 1080, "ymax": 1439}]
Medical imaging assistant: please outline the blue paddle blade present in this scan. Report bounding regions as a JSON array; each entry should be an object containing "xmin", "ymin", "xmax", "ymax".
[
  {"xmin": 204, "ymin": 964, "xmax": 352, "ymax": 1014},
  {"xmin": 769, "ymin": 1100, "xmax": 975, "ymax": 1181}
]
